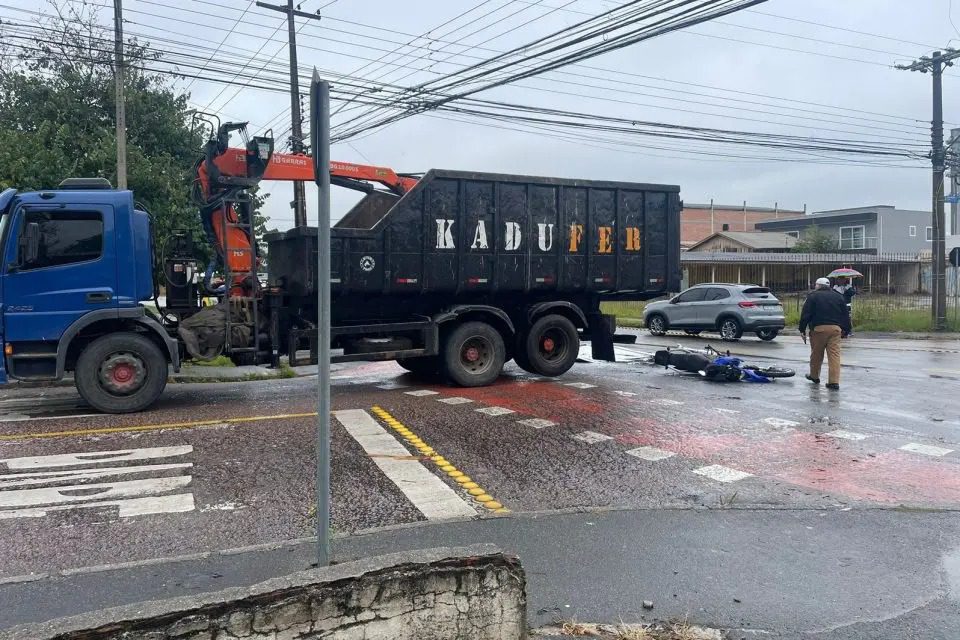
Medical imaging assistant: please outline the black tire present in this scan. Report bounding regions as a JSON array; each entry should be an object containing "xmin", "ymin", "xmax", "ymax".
[
  {"xmin": 511, "ymin": 337, "xmax": 537, "ymax": 374},
  {"xmin": 718, "ymin": 317, "xmax": 743, "ymax": 341},
  {"xmin": 684, "ymin": 329, "xmax": 702, "ymax": 336},
  {"xmin": 746, "ymin": 365, "xmax": 795, "ymax": 379},
  {"xmin": 756, "ymin": 329, "xmax": 779, "ymax": 341},
  {"xmin": 397, "ymin": 356, "xmax": 441, "ymax": 376},
  {"xmin": 75, "ymin": 332, "xmax": 168, "ymax": 414},
  {"xmin": 522, "ymin": 314, "xmax": 580, "ymax": 377},
  {"xmin": 647, "ymin": 313, "xmax": 668, "ymax": 336},
  {"xmin": 442, "ymin": 321, "xmax": 506, "ymax": 387}
]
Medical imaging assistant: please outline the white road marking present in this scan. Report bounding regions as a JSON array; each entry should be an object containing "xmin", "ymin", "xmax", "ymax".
[
  {"xmin": 826, "ymin": 429, "xmax": 869, "ymax": 441},
  {"xmin": 0, "ymin": 414, "xmax": 102, "ymax": 424},
  {"xmin": 564, "ymin": 382, "xmax": 597, "ymax": 389},
  {"xmin": 376, "ymin": 383, "xmax": 408, "ymax": 390},
  {"xmin": 570, "ymin": 431, "xmax": 613, "ymax": 444},
  {"xmin": 612, "ymin": 391, "xmax": 637, "ymax": 397},
  {"xmin": 650, "ymin": 398, "xmax": 683, "ymax": 406},
  {"xmin": 0, "ymin": 446, "xmax": 193, "ymax": 470},
  {"xmin": 333, "ymin": 409, "xmax": 476, "ymax": 520},
  {"xmin": 475, "ymin": 407, "xmax": 515, "ymax": 416},
  {"xmin": 0, "ymin": 476, "xmax": 191, "ymax": 508},
  {"xmin": 404, "ymin": 389, "xmax": 440, "ymax": 397},
  {"xmin": 0, "ymin": 446, "xmax": 195, "ymax": 520},
  {"xmin": 693, "ymin": 465, "xmax": 753, "ymax": 483},
  {"xmin": 626, "ymin": 446, "xmax": 675, "ymax": 461},
  {"xmin": 517, "ymin": 418, "xmax": 556, "ymax": 429},
  {"xmin": 715, "ymin": 408, "xmax": 740, "ymax": 414},
  {"xmin": 436, "ymin": 397, "xmax": 473, "ymax": 405},
  {"xmin": 0, "ymin": 494, "xmax": 195, "ymax": 519},
  {"xmin": 763, "ymin": 417, "xmax": 800, "ymax": 429},
  {"xmin": 0, "ymin": 463, "xmax": 192, "ymax": 488},
  {"xmin": 899, "ymin": 443, "xmax": 954, "ymax": 457}
]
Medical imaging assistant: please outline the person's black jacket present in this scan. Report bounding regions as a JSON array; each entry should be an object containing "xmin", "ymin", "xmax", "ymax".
[{"xmin": 799, "ymin": 289, "xmax": 852, "ymax": 334}]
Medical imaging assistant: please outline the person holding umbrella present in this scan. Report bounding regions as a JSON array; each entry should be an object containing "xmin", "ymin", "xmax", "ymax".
[
  {"xmin": 799, "ymin": 277, "xmax": 852, "ymax": 390},
  {"xmin": 829, "ymin": 267, "xmax": 861, "ymax": 336}
]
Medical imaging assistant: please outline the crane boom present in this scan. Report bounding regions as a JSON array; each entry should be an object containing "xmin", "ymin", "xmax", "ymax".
[{"xmin": 193, "ymin": 122, "xmax": 417, "ymax": 296}]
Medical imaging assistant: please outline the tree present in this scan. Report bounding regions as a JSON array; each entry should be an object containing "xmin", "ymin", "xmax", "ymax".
[
  {"xmin": 792, "ymin": 225, "xmax": 836, "ymax": 253},
  {"xmin": 0, "ymin": 2, "xmax": 270, "ymax": 272}
]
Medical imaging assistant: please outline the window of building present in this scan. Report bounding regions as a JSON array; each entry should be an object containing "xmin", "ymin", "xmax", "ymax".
[
  {"xmin": 721, "ymin": 223, "xmax": 730, "ymax": 231},
  {"xmin": 926, "ymin": 226, "xmax": 933, "ymax": 242},
  {"xmin": 839, "ymin": 225, "xmax": 865, "ymax": 250},
  {"xmin": 20, "ymin": 211, "xmax": 103, "ymax": 270},
  {"xmin": 784, "ymin": 231, "xmax": 799, "ymax": 239},
  {"xmin": 909, "ymin": 225, "xmax": 917, "ymax": 237}
]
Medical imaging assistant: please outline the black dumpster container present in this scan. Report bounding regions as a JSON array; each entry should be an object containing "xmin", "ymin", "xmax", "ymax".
[{"xmin": 267, "ymin": 169, "xmax": 680, "ymax": 305}]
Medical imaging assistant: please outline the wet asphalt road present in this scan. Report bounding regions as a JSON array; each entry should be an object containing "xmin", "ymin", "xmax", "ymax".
[{"xmin": 1, "ymin": 331, "xmax": 959, "ymax": 633}]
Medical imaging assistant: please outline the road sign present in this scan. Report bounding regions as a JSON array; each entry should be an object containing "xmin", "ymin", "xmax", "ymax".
[{"xmin": 946, "ymin": 195, "xmax": 960, "ymax": 204}]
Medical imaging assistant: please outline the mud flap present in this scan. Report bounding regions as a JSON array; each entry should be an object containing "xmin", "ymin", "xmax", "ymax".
[
  {"xmin": 588, "ymin": 312, "xmax": 616, "ymax": 362},
  {"xmin": 0, "ymin": 335, "xmax": 6, "ymax": 384}
]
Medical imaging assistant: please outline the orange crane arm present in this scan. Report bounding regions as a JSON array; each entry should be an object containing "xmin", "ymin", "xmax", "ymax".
[{"xmin": 208, "ymin": 148, "xmax": 419, "ymax": 196}]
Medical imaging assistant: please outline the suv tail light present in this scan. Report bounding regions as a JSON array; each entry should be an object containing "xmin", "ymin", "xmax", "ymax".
[{"xmin": 738, "ymin": 301, "xmax": 757, "ymax": 308}]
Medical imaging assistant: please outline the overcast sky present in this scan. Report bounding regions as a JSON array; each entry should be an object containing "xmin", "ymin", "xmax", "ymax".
[{"xmin": 11, "ymin": 0, "xmax": 960, "ymax": 227}]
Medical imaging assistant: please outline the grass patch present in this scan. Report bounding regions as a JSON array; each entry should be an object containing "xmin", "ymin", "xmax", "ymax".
[
  {"xmin": 189, "ymin": 355, "xmax": 235, "ymax": 367},
  {"xmin": 601, "ymin": 301, "xmax": 648, "ymax": 320}
]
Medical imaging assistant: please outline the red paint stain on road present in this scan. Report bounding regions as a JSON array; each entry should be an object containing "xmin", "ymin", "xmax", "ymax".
[
  {"xmin": 620, "ymin": 426, "xmax": 960, "ymax": 506},
  {"xmin": 449, "ymin": 380, "xmax": 608, "ymax": 421}
]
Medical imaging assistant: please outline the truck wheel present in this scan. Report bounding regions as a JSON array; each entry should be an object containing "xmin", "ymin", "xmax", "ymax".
[
  {"xmin": 397, "ymin": 356, "xmax": 441, "ymax": 376},
  {"xmin": 523, "ymin": 314, "xmax": 579, "ymax": 377},
  {"xmin": 75, "ymin": 332, "xmax": 168, "ymax": 414},
  {"xmin": 511, "ymin": 339, "xmax": 537, "ymax": 374},
  {"xmin": 442, "ymin": 321, "xmax": 505, "ymax": 387}
]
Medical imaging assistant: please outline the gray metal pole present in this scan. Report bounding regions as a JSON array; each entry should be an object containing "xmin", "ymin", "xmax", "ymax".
[
  {"xmin": 113, "ymin": 0, "xmax": 127, "ymax": 190},
  {"xmin": 314, "ymin": 72, "xmax": 331, "ymax": 567}
]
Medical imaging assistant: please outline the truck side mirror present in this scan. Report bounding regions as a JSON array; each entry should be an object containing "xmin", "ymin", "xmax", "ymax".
[{"xmin": 19, "ymin": 222, "xmax": 40, "ymax": 266}]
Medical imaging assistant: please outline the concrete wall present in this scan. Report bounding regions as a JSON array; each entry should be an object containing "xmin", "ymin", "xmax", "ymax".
[
  {"xmin": 1, "ymin": 545, "xmax": 526, "ymax": 640},
  {"xmin": 877, "ymin": 209, "xmax": 933, "ymax": 253}
]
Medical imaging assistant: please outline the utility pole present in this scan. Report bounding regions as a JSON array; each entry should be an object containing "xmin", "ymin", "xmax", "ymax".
[
  {"xmin": 113, "ymin": 0, "xmax": 127, "ymax": 190},
  {"xmin": 897, "ymin": 49, "xmax": 960, "ymax": 331},
  {"xmin": 949, "ymin": 127, "xmax": 960, "ymax": 236},
  {"xmin": 256, "ymin": 1, "xmax": 321, "ymax": 228}
]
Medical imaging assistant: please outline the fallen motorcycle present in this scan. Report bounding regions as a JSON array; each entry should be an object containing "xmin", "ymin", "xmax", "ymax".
[{"xmin": 652, "ymin": 345, "xmax": 795, "ymax": 383}]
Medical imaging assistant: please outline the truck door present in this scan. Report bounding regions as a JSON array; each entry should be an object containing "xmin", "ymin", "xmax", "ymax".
[{"xmin": 2, "ymin": 204, "xmax": 116, "ymax": 376}]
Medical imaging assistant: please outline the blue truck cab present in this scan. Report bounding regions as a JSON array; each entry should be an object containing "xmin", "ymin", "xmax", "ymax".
[{"xmin": 0, "ymin": 179, "xmax": 179, "ymax": 413}]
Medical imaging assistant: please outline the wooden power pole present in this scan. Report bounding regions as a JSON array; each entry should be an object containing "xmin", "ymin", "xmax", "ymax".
[{"xmin": 256, "ymin": 1, "xmax": 321, "ymax": 228}]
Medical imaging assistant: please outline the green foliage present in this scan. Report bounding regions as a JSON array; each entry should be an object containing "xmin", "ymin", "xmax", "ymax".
[
  {"xmin": 792, "ymin": 225, "xmax": 836, "ymax": 253},
  {"xmin": 0, "ymin": 2, "xmax": 270, "ymax": 268}
]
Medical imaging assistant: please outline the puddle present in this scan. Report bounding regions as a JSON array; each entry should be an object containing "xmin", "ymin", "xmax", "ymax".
[{"xmin": 942, "ymin": 546, "xmax": 960, "ymax": 600}]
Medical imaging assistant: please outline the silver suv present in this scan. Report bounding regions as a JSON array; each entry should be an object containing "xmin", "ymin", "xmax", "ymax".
[{"xmin": 643, "ymin": 283, "xmax": 785, "ymax": 341}]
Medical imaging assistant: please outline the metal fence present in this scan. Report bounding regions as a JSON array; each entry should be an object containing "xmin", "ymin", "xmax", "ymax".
[{"xmin": 609, "ymin": 252, "xmax": 960, "ymax": 331}]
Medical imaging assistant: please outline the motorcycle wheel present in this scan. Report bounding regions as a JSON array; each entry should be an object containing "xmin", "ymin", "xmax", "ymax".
[{"xmin": 745, "ymin": 366, "xmax": 795, "ymax": 378}]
